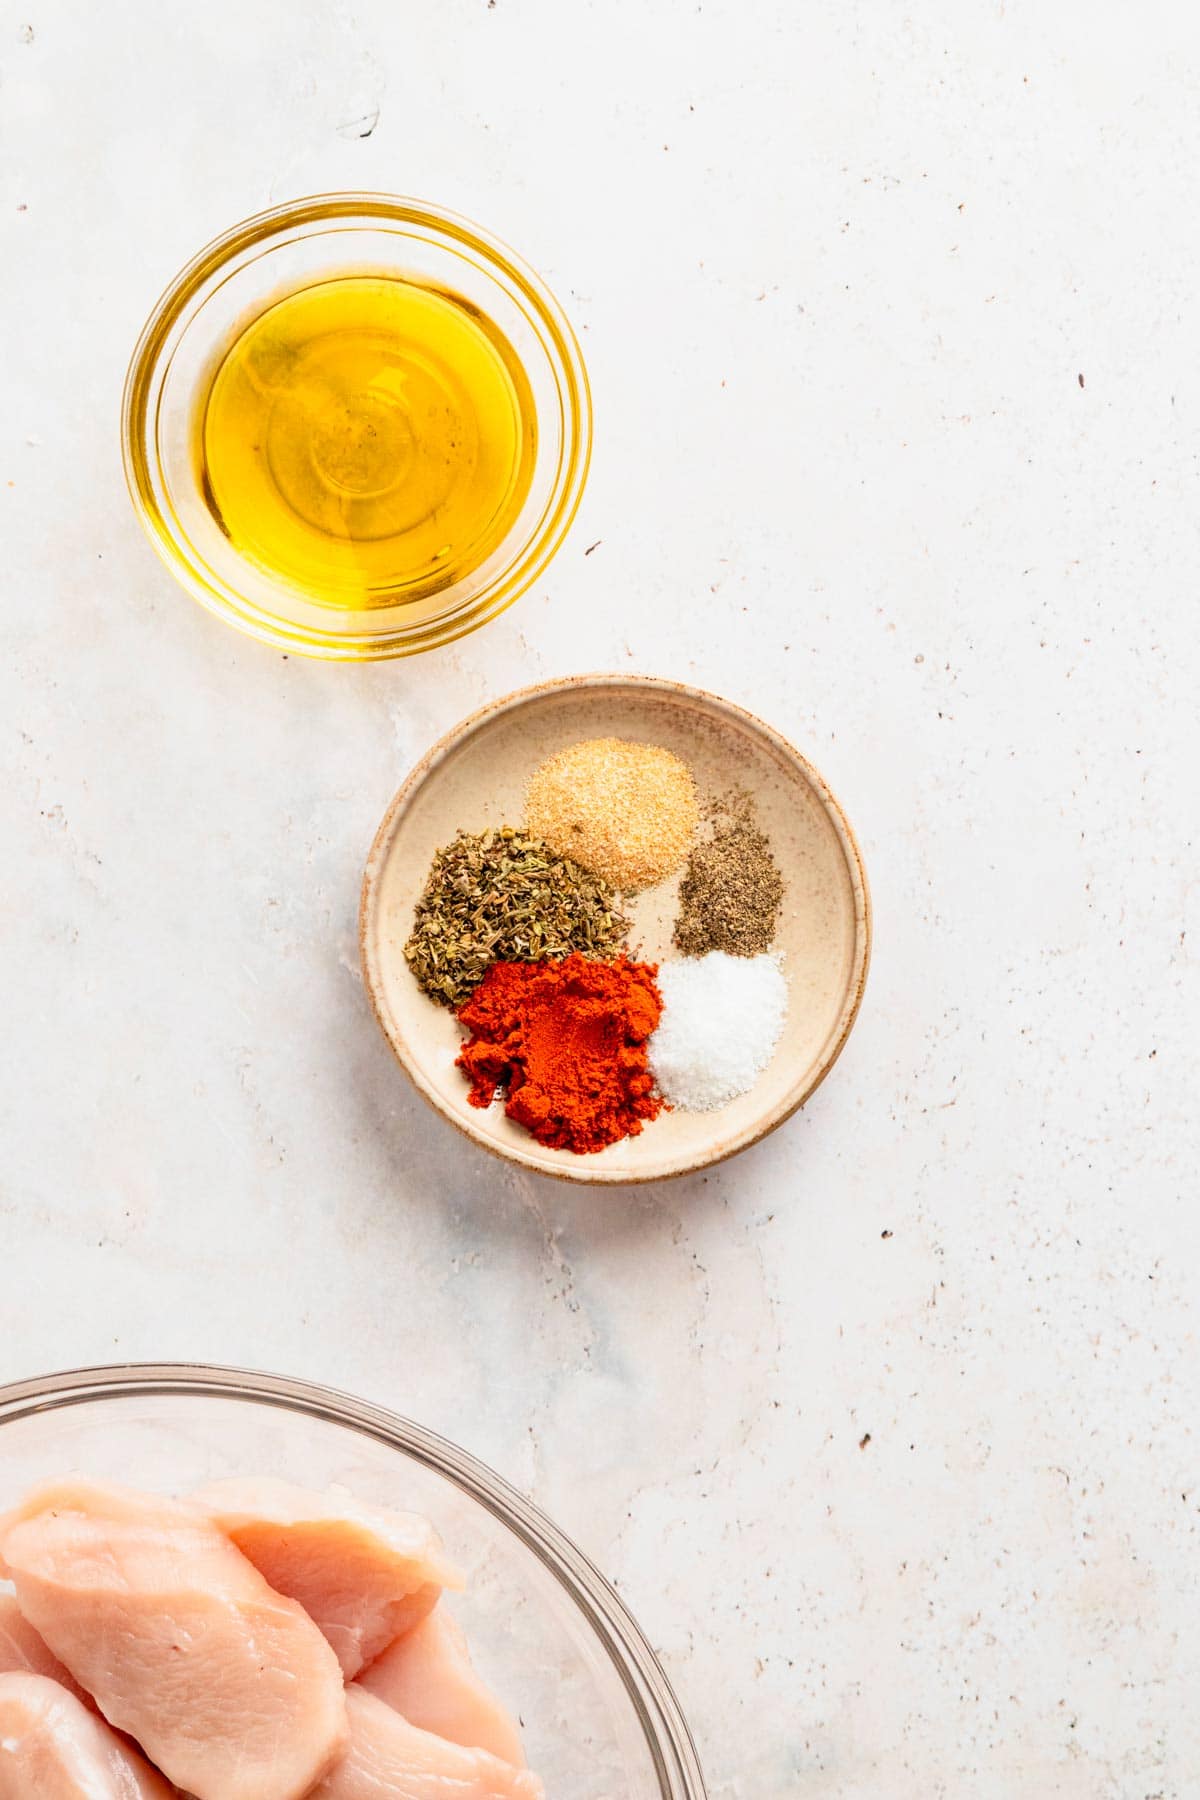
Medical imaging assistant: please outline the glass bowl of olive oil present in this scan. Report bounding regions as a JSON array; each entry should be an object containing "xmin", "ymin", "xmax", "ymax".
[{"xmin": 122, "ymin": 195, "xmax": 591, "ymax": 659}]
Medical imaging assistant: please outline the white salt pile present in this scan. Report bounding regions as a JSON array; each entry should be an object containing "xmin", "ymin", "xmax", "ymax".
[{"xmin": 650, "ymin": 951, "xmax": 787, "ymax": 1111}]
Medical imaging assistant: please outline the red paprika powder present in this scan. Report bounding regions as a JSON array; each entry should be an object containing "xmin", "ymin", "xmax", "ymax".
[{"xmin": 456, "ymin": 953, "xmax": 664, "ymax": 1153}]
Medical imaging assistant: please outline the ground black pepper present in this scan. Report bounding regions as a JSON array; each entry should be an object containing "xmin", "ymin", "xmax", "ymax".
[{"xmin": 672, "ymin": 789, "xmax": 783, "ymax": 957}]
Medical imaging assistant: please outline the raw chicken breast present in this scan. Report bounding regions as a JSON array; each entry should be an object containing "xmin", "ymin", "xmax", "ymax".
[
  {"xmin": 0, "ymin": 1478, "xmax": 347, "ymax": 1800},
  {"xmin": 313, "ymin": 1685, "xmax": 544, "ymax": 1800},
  {"xmin": 359, "ymin": 1605, "xmax": 527, "ymax": 1768},
  {"xmin": 0, "ymin": 1592, "xmax": 92, "ymax": 1708},
  {"xmin": 195, "ymin": 1476, "xmax": 463, "ymax": 1678},
  {"xmin": 0, "ymin": 1671, "xmax": 172, "ymax": 1799}
]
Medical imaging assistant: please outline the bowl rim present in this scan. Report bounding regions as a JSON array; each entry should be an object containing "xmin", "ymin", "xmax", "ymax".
[
  {"xmin": 359, "ymin": 672, "xmax": 873, "ymax": 1186},
  {"xmin": 0, "ymin": 1360, "xmax": 707, "ymax": 1800},
  {"xmin": 120, "ymin": 191, "xmax": 592, "ymax": 660}
]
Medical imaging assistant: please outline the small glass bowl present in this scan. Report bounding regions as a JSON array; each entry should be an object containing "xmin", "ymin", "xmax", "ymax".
[
  {"xmin": 121, "ymin": 196, "xmax": 591, "ymax": 660},
  {"xmin": 0, "ymin": 1364, "xmax": 705, "ymax": 1799}
]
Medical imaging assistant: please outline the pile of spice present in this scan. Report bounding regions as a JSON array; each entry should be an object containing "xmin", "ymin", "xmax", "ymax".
[
  {"xmin": 457, "ymin": 952, "xmax": 664, "ymax": 1153},
  {"xmin": 402, "ymin": 740, "xmax": 795, "ymax": 1153},
  {"xmin": 404, "ymin": 827, "xmax": 627, "ymax": 1007},
  {"xmin": 649, "ymin": 950, "xmax": 788, "ymax": 1111},
  {"xmin": 674, "ymin": 788, "xmax": 784, "ymax": 957},
  {"xmin": 525, "ymin": 737, "xmax": 698, "ymax": 891}
]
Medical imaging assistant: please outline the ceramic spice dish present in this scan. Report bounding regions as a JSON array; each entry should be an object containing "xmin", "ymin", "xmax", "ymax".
[{"xmin": 359, "ymin": 675, "xmax": 872, "ymax": 1185}]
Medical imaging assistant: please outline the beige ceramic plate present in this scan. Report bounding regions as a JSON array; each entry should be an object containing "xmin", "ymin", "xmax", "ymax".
[{"xmin": 360, "ymin": 675, "xmax": 871, "ymax": 1184}]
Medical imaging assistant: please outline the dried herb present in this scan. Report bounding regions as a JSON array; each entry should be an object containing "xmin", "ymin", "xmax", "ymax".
[
  {"xmin": 673, "ymin": 789, "xmax": 784, "ymax": 957},
  {"xmin": 404, "ymin": 826, "xmax": 629, "ymax": 1007}
]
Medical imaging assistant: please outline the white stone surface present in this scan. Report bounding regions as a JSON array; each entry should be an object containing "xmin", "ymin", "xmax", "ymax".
[{"xmin": 2, "ymin": 3, "xmax": 1198, "ymax": 1794}]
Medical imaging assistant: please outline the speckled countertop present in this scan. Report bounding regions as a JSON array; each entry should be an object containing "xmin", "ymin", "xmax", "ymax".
[{"xmin": 2, "ymin": 3, "xmax": 1197, "ymax": 1795}]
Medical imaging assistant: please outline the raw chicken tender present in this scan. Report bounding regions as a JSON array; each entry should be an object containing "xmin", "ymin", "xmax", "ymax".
[
  {"xmin": 0, "ymin": 1592, "xmax": 92, "ymax": 1708},
  {"xmin": 0, "ymin": 1671, "xmax": 172, "ymax": 1799},
  {"xmin": 360, "ymin": 1604, "xmax": 527, "ymax": 1767},
  {"xmin": 0, "ymin": 1478, "xmax": 347, "ymax": 1800},
  {"xmin": 313, "ymin": 1685, "xmax": 544, "ymax": 1800},
  {"xmin": 196, "ymin": 1475, "xmax": 463, "ymax": 1677}
]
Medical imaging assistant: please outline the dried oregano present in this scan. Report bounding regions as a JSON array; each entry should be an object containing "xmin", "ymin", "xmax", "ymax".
[{"xmin": 404, "ymin": 826, "xmax": 629, "ymax": 1007}]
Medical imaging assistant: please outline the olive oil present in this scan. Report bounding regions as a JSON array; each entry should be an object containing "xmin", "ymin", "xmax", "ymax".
[{"xmin": 195, "ymin": 275, "xmax": 536, "ymax": 607}]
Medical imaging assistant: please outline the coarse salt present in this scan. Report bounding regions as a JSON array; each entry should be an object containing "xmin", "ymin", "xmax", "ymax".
[{"xmin": 649, "ymin": 951, "xmax": 787, "ymax": 1112}]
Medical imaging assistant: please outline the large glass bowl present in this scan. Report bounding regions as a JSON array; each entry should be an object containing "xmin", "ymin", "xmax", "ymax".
[
  {"xmin": 0, "ymin": 1364, "xmax": 704, "ymax": 1799},
  {"xmin": 121, "ymin": 195, "xmax": 591, "ymax": 659}
]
